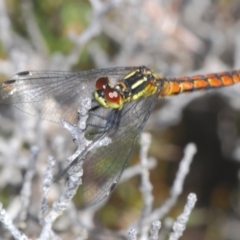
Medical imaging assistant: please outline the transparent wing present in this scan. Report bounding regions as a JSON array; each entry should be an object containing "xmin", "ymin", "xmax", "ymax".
[
  {"xmin": 78, "ymin": 93, "xmax": 158, "ymax": 206},
  {"xmin": 0, "ymin": 67, "xmax": 138, "ymax": 124},
  {"xmin": 0, "ymin": 66, "xmax": 158, "ymax": 206}
]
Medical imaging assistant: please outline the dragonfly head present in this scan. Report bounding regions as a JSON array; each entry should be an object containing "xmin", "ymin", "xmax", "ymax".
[{"xmin": 94, "ymin": 77, "xmax": 123, "ymax": 109}]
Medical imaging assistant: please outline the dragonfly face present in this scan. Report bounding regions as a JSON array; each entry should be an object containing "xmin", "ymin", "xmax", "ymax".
[{"xmin": 1, "ymin": 66, "xmax": 240, "ymax": 206}]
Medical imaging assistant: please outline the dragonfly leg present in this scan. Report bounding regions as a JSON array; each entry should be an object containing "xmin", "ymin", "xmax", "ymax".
[
  {"xmin": 86, "ymin": 109, "xmax": 121, "ymax": 137},
  {"xmin": 89, "ymin": 107, "xmax": 108, "ymax": 121}
]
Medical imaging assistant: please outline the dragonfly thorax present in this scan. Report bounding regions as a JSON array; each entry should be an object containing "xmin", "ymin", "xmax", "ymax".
[{"xmin": 115, "ymin": 66, "xmax": 160, "ymax": 101}]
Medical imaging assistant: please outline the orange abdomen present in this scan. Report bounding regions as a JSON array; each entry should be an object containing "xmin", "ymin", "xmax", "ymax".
[{"xmin": 159, "ymin": 70, "xmax": 240, "ymax": 96}]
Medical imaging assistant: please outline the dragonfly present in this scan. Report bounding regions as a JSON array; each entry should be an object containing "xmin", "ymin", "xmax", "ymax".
[{"xmin": 0, "ymin": 66, "xmax": 240, "ymax": 206}]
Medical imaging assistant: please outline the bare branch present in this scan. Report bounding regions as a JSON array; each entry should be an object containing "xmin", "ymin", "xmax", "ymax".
[
  {"xmin": 144, "ymin": 143, "xmax": 197, "ymax": 224},
  {"xmin": 168, "ymin": 193, "xmax": 197, "ymax": 240},
  {"xmin": 0, "ymin": 203, "xmax": 29, "ymax": 240},
  {"xmin": 149, "ymin": 221, "xmax": 161, "ymax": 240},
  {"xmin": 127, "ymin": 228, "xmax": 137, "ymax": 240},
  {"xmin": 17, "ymin": 146, "xmax": 39, "ymax": 225},
  {"xmin": 138, "ymin": 133, "xmax": 154, "ymax": 239}
]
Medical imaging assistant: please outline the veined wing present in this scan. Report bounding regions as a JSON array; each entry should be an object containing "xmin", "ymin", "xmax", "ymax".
[
  {"xmin": 0, "ymin": 67, "xmax": 138, "ymax": 124},
  {"xmin": 65, "ymin": 92, "xmax": 158, "ymax": 206}
]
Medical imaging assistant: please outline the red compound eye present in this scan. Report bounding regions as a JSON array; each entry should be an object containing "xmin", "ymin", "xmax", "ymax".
[
  {"xmin": 104, "ymin": 87, "xmax": 122, "ymax": 108},
  {"xmin": 95, "ymin": 77, "xmax": 109, "ymax": 90}
]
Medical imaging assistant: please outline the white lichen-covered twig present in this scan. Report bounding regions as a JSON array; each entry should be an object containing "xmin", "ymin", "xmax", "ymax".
[
  {"xmin": 39, "ymin": 97, "xmax": 114, "ymax": 238},
  {"xmin": 40, "ymin": 156, "xmax": 56, "ymax": 218},
  {"xmin": 127, "ymin": 228, "xmax": 138, "ymax": 240},
  {"xmin": 126, "ymin": 142, "xmax": 197, "ymax": 240},
  {"xmin": 17, "ymin": 146, "xmax": 39, "ymax": 225},
  {"xmin": 149, "ymin": 221, "xmax": 161, "ymax": 240},
  {"xmin": 0, "ymin": 203, "xmax": 28, "ymax": 240},
  {"xmin": 168, "ymin": 193, "xmax": 197, "ymax": 240},
  {"xmin": 138, "ymin": 132, "xmax": 154, "ymax": 239},
  {"xmin": 121, "ymin": 158, "xmax": 156, "ymax": 183},
  {"xmin": 126, "ymin": 192, "xmax": 197, "ymax": 240},
  {"xmin": 38, "ymin": 98, "xmax": 92, "ymax": 238},
  {"xmin": 145, "ymin": 143, "xmax": 197, "ymax": 225}
]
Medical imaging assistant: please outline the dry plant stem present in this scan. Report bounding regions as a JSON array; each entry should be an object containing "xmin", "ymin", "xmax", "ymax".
[
  {"xmin": 38, "ymin": 224, "xmax": 60, "ymax": 240},
  {"xmin": 39, "ymin": 166, "xmax": 61, "ymax": 240},
  {"xmin": 127, "ymin": 228, "xmax": 137, "ymax": 240},
  {"xmin": 40, "ymin": 156, "xmax": 56, "ymax": 218},
  {"xmin": 144, "ymin": 143, "xmax": 197, "ymax": 225},
  {"xmin": 39, "ymin": 98, "xmax": 113, "ymax": 237},
  {"xmin": 17, "ymin": 146, "xmax": 39, "ymax": 225},
  {"xmin": 39, "ymin": 158, "xmax": 81, "ymax": 240},
  {"xmin": 149, "ymin": 221, "xmax": 161, "ymax": 240},
  {"xmin": 39, "ymin": 98, "xmax": 92, "ymax": 239},
  {"xmin": 39, "ymin": 99, "xmax": 91, "ymax": 240},
  {"xmin": 168, "ymin": 193, "xmax": 197, "ymax": 240},
  {"xmin": 138, "ymin": 132, "xmax": 154, "ymax": 239},
  {"xmin": 0, "ymin": 203, "xmax": 28, "ymax": 240},
  {"xmin": 120, "ymin": 158, "xmax": 156, "ymax": 183}
]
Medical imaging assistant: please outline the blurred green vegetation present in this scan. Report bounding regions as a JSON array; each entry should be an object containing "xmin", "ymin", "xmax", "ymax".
[
  {"xmin": 0, "ymin": 184, "xmax": 18, "ymax": 208},
  {"xmin": 0, "ymin": 42, "xmax": 7, "ymax": 59},
  {"xmin": 7, "ymin": 0, "xmax": 90, "ymax": 52},
  {"xmin": 5, "ymin": 0, "xmax": 120, "ymax": 70}
]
